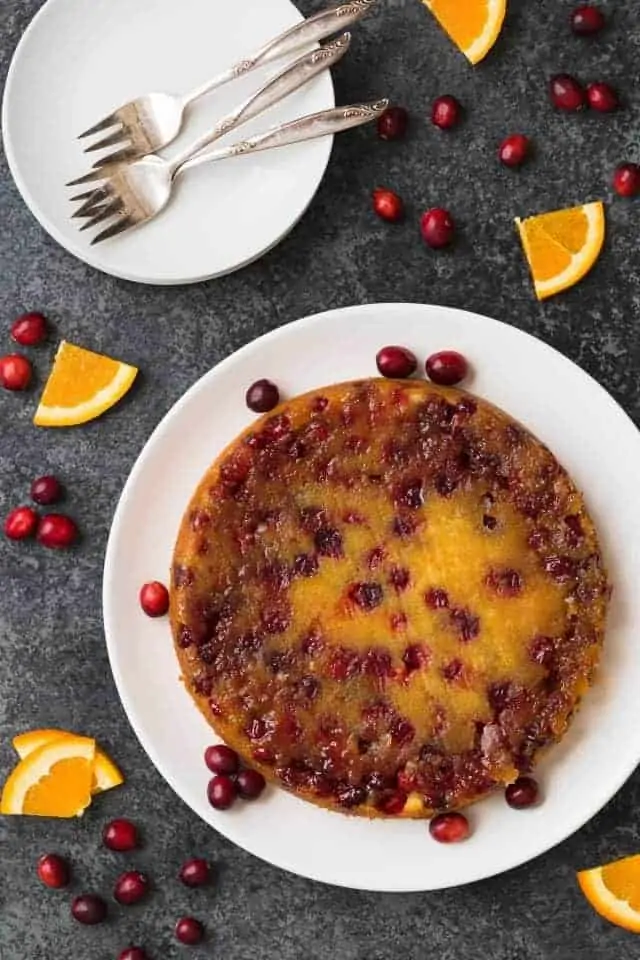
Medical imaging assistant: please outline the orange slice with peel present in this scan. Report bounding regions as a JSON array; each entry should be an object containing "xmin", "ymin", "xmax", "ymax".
[
  {"xmin": 13, "ymin": 729, "xmax": 124, "ymax": 794},
  {"xmin": 34, "ymin": 340, "xmax": 138, "ymax": 427},
  {"xmin": 515, "ymin": 201, "xmax": 605, "ymax": 300},
  {"xmin": 578, "ymin": 853, "xmax": 640, "ymax": 933},
  {"xmin": 422, "ymin": 0, "xmax": 507, "ymax": 65},
  {"xmin": 1, "ymin": 735, "xmax": 95, "ymax": 817}
]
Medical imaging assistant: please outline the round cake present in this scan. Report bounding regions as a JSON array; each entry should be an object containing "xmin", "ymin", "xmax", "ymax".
[{"xmin": 170, "ymin": 379, "xmax": 608, "ymax": 818}]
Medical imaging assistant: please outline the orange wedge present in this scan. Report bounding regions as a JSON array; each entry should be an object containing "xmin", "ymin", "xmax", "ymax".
[
  {"xmin": 578, "ymin": 853, "xmax": 640, "ymax": 933},
  {"xmin": 13, "ymin": 729, "xmax": 124, "ymax": 794},
  {"xmin": 422, "ymin": 0, "xmax": 507, "ymax": 65},
  {"xmin": 34, "ymin": 340, "xmax": 138, "ymax": 427},
  {"xmin": 1, "ymin": 735, "xmax": 95, "ymax": 817},
  {"xmin": 515, "ymin": 201, "xmax": 605, "ymax": 300}
]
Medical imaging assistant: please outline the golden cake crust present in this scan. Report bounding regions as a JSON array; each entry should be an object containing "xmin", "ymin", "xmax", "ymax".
[{"xmin": 170, "ymin": 379, "xmax": 608, "ymax": 818}]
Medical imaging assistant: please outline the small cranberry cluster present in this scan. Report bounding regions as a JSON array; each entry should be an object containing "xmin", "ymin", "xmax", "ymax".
[
  {"xmin": 36, "ymin": 817, "xmax": 209, "ymax": 953},
  {"xmin": 3, "ymin": 474, "xmax": 78, "ymax": 549},
  {"xmin": 205, "ymin": 743, "xmax": 266, "ymax": 810},
  {"xmin": 376, "ymin": 345, "xmax": 468, "ymax": 387},
  {"xmin": 0, "ymin": 312, "xmax": 47, "ymax": 392}
]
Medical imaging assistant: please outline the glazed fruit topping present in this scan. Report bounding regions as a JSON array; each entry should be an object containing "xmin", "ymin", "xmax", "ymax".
[
  {"xmin": 0, "ymin": 354, "xmax": 32, "ymax": 391},
  {"xmin": 246, "ymin": 379, "xmax": 280, "ymax": 413},
  {"xmin": 139, "ymin": 581, "xmax": 170, "ymax": 617},
  {"xmin": 11, "ymin": 312, "xmax": 48, "ymax": 346},
  {"xmin": 550, "ymin": 74, "xmax": 586, "ymax": 111},
  {"xmin": 376, "ymin": 105, "xmax": 409, "ymax": 140},
  {"xmin": 376, "ymin": 345, "xmax": 417, "ymax": 379},
  {"xmin": 431, "ymin": 95, "xmax": 461, "ymax": 130},
  {"xmin": 425, "ymin": 587, "xmax": 449, "ymax": 609},
  {"xmin": 30, "ymin": 475, "xmax": 63, "ymax": 505},
  {"xmin": 613, "ymin": 163, "xmax": 640, "ymax": 197},
  {"xmin": 37, "ymin": 514, "xmax": 78, "ymax": 549},
  {"xmin": 425, "ymin": 350, "xmax": 468, "ymax": 386},
  {"xmin": 429, "ymin": 812, "xmax": 470, "ymax": 843},
  {"xmin": 37, "ymin": 853, "xmax": 69, "ymax": 888},
  {"xmin": 349, "ymin": 581, "xmax": 384, "ymax": 610},
  {"xmin": 373, "ymin": 188, "xmax": 404, "ymax": 223},
  {"xmin": 4, "ymin": 506, "xmax": 38, "ymax": 540},
  {"xmin": 103, "ymin": 818, "xmax": 139, "ymax": 852},
  {"xmin": 485, "ymin": 568, "xmax": 523, "ymax": 597},
  {"xmin": 71, "ymin": 894, "xmax": 107, "ymax": 925},
  {"xmin": 403, "ymin": 643, "xmax": 429, "ymax": 672},
  {"xmin": 114, "ymin": 870, "xmax": 149, "ymax": 905},
  {"xmin": 570, "ymin": 5, "xmax": 605, "ymax": 35},
  {"xmin": 179, "ymin": 858, "xmax": 211, "ymax": 887},
  {"xmin": 204, "ymin": 744, "xmax": 239, "ymax": 775},
  {"xmin": 175, "ymin": 917, "xmax": 205, "ymax": 945},
  {"xmin": 420, "ymin": 208, "xmax": 455, "ymax": 248},
  {"xmin": 505, "ymin": 776, "xmax": 540, "ymax": 808},
  {"xmin": 314, "ymin": 526, "xmax": 343, "ymax": 558}
]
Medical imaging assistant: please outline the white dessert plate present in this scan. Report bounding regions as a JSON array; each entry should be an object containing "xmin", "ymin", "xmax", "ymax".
[
  {"xmin": 103, "ymin": 303, "xmax": 640, "ymax": 892},
  {"xmin": 2, "ymin": 0, "xmax": 334, "ymax": 285}
]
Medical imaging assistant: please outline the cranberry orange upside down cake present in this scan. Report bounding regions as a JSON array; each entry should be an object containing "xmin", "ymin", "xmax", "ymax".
[{"xmin": 170, "ymin": 379, "xmax": 608, "ymax": 818}]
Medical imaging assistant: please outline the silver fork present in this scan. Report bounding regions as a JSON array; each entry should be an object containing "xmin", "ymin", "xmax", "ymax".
[{"xmin": 78, "ymin": 0, "xmax": 378, "ymax": 166}]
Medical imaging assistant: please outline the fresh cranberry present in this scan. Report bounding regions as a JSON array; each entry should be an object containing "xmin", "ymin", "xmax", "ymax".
[
  {"xmin": 207, "ymin": 774, "xmax": 237, "ymax": 809},
  {"xmin": 429, "ymin": 812, "xmax": 470, "ymax": 843},
  {"xmin": 179, "ymin": 858, "xmax": 210, "ymax": 887},
  {"xmin": 118, "ymin": 949, "xmax": 148, "ymax": 960},
  {"xmin": 4, "ymin": 506, "xmax": 38, "ymax": 540},
  {"xmin": 372, "ymin": 187, "xmax": 404, "ymax": 223},
  {"xmin": 377, "ymin": 106, "xmax": 409, "ymax": 141},
  {"xmin": 431, "ymin": 95, "xmax": 461, "ymax": 130},
  {"xmin": 204, "ymin": 744, "xmax": 239, "ymax": 775},
  {"xmin": 246, "ymin": 379, "xmax": 279, "ymax": 413},
  {"xmin": 139, "ymin": 580, "xmax": 169, "ymax": 617},
  {"xmin": 30, "ymin": 475, "xmax": 63, "ymax": 505},
  {"xmin": 505, "ymin": 776, "xmax": 540, "ymax": 809},
  {"xmin": 0, "ymin": 354, "xmax": 32, "ymax": 390},
  {"xmin": 613, "ymin": 163, "xmax": 640, "ymax": 197},
  {"xmin": 11, "ymin": 312, "xmax": 48, "ymax": 346},
  {"xmin": 236, "ymin": 768, "xmax": 267, "ymax": 800},
  {"xmin": 499, "ymin": 134, "xmax": 530, "ymax": 167},
  {"xmin": 103, "ymin": 818, "xmax": 138, "ymax": 852},
  {"xmin": 36, "ymin": 853, "xmax": 69, "ymax": 888},
  {"xmin": 37, "ymin": 514, "xmax": 78, "ymax": 548},
  {"xmin": 71, "ymin": 894, "xmax": 107, "ymax": 925},
  {"xmin": 375, "ymin": 345, "xmax": 417, "ymax": 379},
  {"xmin": 550, "ymin": 74, "xmax": 586, "ymax": 111},
  {"xmin": 425, "ymin": 350, "xmax": 468, "ymax": 386},
  {"xmin": 570, "ymin": 5, "xmax": 605, "ymax": 35},
  {"xmin": 114, "ymin": 870, "xmax": 149, "ymax": 905},
  {"xmin": 420, "ymin": 208, "xmax": 455, "ymax": 248},
  {"xmin": 175, "ymin": 917, "xmax": 204, "ymax": 946},
  {"xmin": 587, "ymin": 81, "xmax": 618, "ymax": 112}
]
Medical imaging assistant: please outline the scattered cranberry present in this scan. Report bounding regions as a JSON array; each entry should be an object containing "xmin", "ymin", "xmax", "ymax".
[
  {"xmin": 71, "ymin": 894, "xmax": 107, "ymax": 925},
  {"xmin": 30, "ymin": 475, "xmax": 63, "ymax": 505},
  {"xmin": 118, "ymin": 949, "xmax": 149, "ymax": 960},
  {"xmin": 376, "ymin": 345, "xmax": 417, "ymax": 379},
  {"xmin": 0, "ymin": 354, "xmax": 32, "ymax": 391},
  {"xmin": 613, "ymin": 163, "xmax": 640, "ymax": 197},
  {"xmin": 505, "ymin": 776, "xmax": 540, "ymax": 809},
  {"xmin": 175, "ymin": 917, "xmax": 204, "ymax": 946},
  {"xmin": 103, "ymin": 818, "xmax": 138, "ymax": 852},
  {"xmin": 236, "ymin": 768, "xmax": 266, "ymax": 800},
  {"xmin": 11, "ymin": 312, "xmax": 48, "ymax": 346},
  {"xmin": 372, "ymin": 187, "xmax": 404, "ymax": 223},
  {"xmin": 207, "ymin": 774, "xmax": 237, "ymax": 809},
  {"xmin": 376, "ymin": 105, "xmax": 408, "ymax": 141},
  {"xmin": 429, "ymin": 812, "xmax": 470, "ymax": 843},
  {"xmin": 114, "ymin": 870, "xmax": 149, "ymax": 905},
  {"xmin": 204, "ymin": 744, "xmax": 239, "ymax": 776},
  {"xmin": 139, "ymin": 580, "xmax": 169, "ymax": 617},
  {"xmin": 550, "ymin": 74, "xmax": 586, "ymax": 111},
  {"xmin": 425, "ymin": 350, "xmax": 468, "ymax": 386},
  {"xmin": 4, "ymin": 506, "xmax": 38, "ymax": 540},
  {"xmin": 420, "ymin": 208, "xmax": 455, "ymax": 248},
  {"xmin": 179, "ymin": 858, "xmax": 211, "ymax": 888},
  {"xmin": 570, "ymin": 5, "xmax": 605, "ymax": 35},
  {"xmin": 499, "ymin": 134, "xmax": 530, "ymax": 167},
  {"xmin": 431, "ymin": 95, "xmax": 461, "ymax": 129},
  {"xmin": 587, "ymin": 81, "xmax": 618, "ymax": 112},
  {"xmin": 36, "ymin": 853, "xmax": 69, "ymax": 889},
  {"xmin": 37, "ymin": 513, "xmax": 78, "ymax": 548},
  {"xmin": 246, "ymin": 379, "xmax": 279, "ymax": 413}
]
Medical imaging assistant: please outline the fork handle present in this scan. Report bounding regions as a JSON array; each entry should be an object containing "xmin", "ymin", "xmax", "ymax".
[{"xmin": 182, "ymin": 0, "xmax": 377, "ymax": 107}]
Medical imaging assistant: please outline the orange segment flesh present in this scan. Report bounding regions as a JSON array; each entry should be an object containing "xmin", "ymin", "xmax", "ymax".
[
  {"xmin": 13, "ymin": 729, "xmax": 124, "ymax": 794},
  {"xmin": 422, "ymin": 0, "xmax": 507, "ymax": 64},
  {"xmin": 578, "ymin": 854, "xmax": 640, "ymax": 933},
  {"xmin": 1, "ymin": 736, "xmax": 95, "ymax": 817}
]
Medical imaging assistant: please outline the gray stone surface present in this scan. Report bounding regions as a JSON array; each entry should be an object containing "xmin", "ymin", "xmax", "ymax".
[{"xmin": 1, "ymin": 0, "xmax": 639, "ymax": 957}]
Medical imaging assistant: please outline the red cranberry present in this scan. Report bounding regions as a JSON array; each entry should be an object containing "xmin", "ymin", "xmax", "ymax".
[
  {"xmin": 139, "ymin": 580, "xmax": 169, "ymax": 617},
  {"xmin": 246, "ymin": 379, "xmax": 279, "ymax": 413},
  {"xmin": 613, "ymin": 163, "xmax": 640, "ymax": 197},
  {"xmin": 36, "ymin": 853, "xmax": 69, "ymax": 888},
  {"xmin": 103, "ymin": 818, "xmax": 138, "ymax": 852},
  {"xmin": 550, "ymin": 74, "xmax": 586, "ymax": 111},
  {"xmin": 118, "ymin": 949, "xmax": 149, "ymax": 960},
  {"xmin": 431, "ymin": 95, "xmax": 461, "ymax": 129},
  {"xmin": 11, "ymin": 312, "xmax": 48, "ymax": 346},
  {"xmin": 4, "ymin": 506, "xmax": 38, "ymax": 540},
  {"xmin": 204, "ymin": 744, "xmax": 239, "ymax": 775},
  {"xmin": 376, "ymin": 345, "xmax": 417, "ymax": 379},
  {"xmin": 587, "ymin": 81, "xmax": 618, "ymax": 112},
  {"xmin": 420, "ymin": 208, "xmax": 455, "ymax": 248},
  {"xmin": 114, "ymin": 870, "xmax": 149, "ymax": 905},
  {"xmin": 425, "ymin": 350, "xmax": 468, "ymax": 386},
  {"xmin": 499, "ymin": 134, "xmax": 530, "ymax": 167},
  {"xmin": 505, "ymin": 776, "xmax": 540, "ymax": 809},
  {"xmin": 207, "ymin": 774, "xmax": 237, "ymax": 809},
  {"xmin": 376, "ymin": 105, "xmax": 409, "ymax": 141},
  {"xmin": 425, "ymin": 587, "xmax": 449, "ymax": 609},
  {"xmin": 37, "ymin": 513, "xmax": 78, "ymax": 548},
  {"xmin": 570, "ymin": 5, "xmax": 605, "ymax": 35},
  {"xmin": 71, "ymin": 894, "xmax": 107, "ymax": 925},
  {"xmin": 373, "ymin": 187, "xmax": 404, "ymax": 223},
  {"xmin": 179, "ymin": 858, "xmax": 210, "ymax": 887},
  {"xmin": 175, "ymin": 917, "xmax": 204, "ymax": 946},
  {"xmin": 0, "ymin": 354, "xmax": 32, "ymax": 390},
  {"xmin": 429, "ymin": 812, "xmax": 470, "ymax": 843},
  {"xmin": 236, "ymin": 768, "xmax": 266, "ymax": 800},
  {"xmin": 30, "ymin": 475, "xmax": 63, "ymax": 505}
]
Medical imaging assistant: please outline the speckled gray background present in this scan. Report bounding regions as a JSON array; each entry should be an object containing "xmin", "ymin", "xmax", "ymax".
[{"xmin": 1, "ymin": 0, "xmax": 640, "ymax": 957}]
